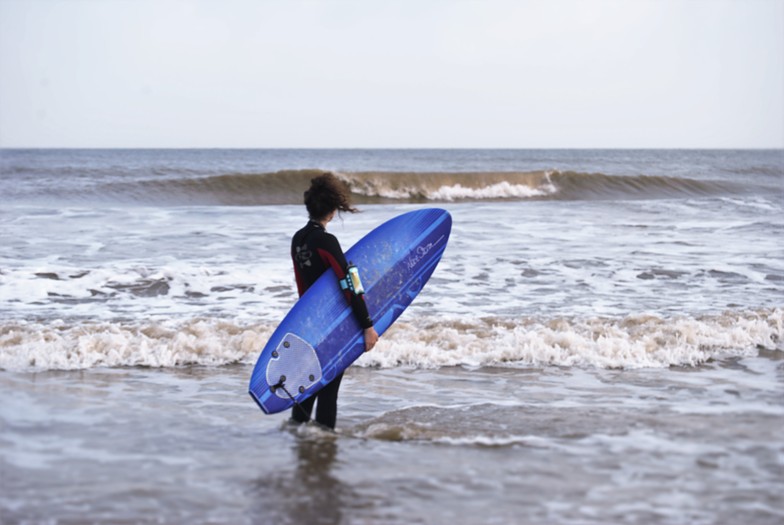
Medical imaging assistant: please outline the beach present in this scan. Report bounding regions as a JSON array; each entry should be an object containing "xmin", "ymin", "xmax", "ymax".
[{"xmin": 1, "ymin": 148, "xmax": 782, "ymax": 524}]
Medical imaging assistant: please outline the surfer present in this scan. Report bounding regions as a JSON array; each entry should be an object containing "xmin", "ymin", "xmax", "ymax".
[{"xmin": 289, "ymin": 172, "xmax": 379, "ymax": 429}]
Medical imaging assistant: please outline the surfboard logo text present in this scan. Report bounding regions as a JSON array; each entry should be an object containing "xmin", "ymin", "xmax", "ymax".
[{"xmin": 406, "ymin": 235, "xmax": 445, "ymax": 270}]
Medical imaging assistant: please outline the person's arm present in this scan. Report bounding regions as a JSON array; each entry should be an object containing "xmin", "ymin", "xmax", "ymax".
[
  {"xmin": 362, "ymin": 325, "xmax": 379, "ymax": 352},
  {"xmin": 316, "ymin": 234, "xmax": 378, "ymax": 351}
]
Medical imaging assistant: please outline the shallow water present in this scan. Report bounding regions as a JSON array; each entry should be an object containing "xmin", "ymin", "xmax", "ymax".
[
  {"xmin": 1, "ymin": 198, "xmax": 781, "ymax": 371},
  {"xmin": 2, "ymin": 355, "xmax": 782, "ymax": 525}
]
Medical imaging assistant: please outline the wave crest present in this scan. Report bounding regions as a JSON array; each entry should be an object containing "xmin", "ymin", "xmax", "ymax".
[
  {"xmin": 15, "ymin": 168, "xmax": 741, "ymax": 205},
  {"xmin": 1, "ymin": 309, "xmax": 780, "ymax": 372},
  {"xmin": 357, "ymin": 309, "xmax": 783, "ymax": 369},
  {"xmin": 337, "ymin": 170, "xmax": 558, "ymax": 201}
]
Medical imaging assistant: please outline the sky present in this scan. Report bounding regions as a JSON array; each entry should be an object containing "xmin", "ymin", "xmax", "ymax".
[{"xmin": 0, "ymin": 0, "xmax": 782, "ymax": 148}]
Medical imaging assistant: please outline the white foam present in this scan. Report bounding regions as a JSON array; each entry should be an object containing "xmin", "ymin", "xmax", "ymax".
[
  {"xmin": 0, "ymin": 319, "xmax": 273, "ymax": 371},
  {"xmin": 356, "ymin": 309, "xmax": 783, "ymax": 370},
  {"xmin": 428, "ymin": 181, "xmax": 556, "ymax": 201},
  {"xmin": 338, "ymin": 172, "xmax": 557, "ymax": 201},
  {"xmin": 3, "ymin": 309, "xmax": 779, "ymax": 372},
  {"xmin": 352, "ymin": 420, "xmax": 538, "ymax": 447},
  {"xmin": 0, "ymin": 260, "xmax": 296, "ymax": 322}
]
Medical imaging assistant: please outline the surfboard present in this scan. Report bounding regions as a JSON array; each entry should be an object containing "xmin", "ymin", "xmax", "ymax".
[{"xmin": 249, "ymin": 208, "xmax": 452, "ymax": 414}]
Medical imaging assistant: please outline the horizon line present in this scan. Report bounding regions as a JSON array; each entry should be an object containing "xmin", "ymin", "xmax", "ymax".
[{"xmin": 2, "ymin": 146, "xmax": 783, "ymax": 151}]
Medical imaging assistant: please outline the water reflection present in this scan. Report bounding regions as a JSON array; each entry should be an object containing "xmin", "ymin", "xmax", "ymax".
[
  {"xmin": 290, "ymin": 433, "xmax": 344, "ymax": 524},
  {"xmin": 251, "ymin": 428, "xmax": 351, "ymax": 525}
]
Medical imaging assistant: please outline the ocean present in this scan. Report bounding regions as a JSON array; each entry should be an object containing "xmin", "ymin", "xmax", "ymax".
[{"xmin": 1, "ymin": 148, "xmax": 782, "ymax": 524}]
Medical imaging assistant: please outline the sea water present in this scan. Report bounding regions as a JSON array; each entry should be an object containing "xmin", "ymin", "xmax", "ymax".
[{"xmin": 1, "ymin": 149, "xmax": 782, "ymax": 524}]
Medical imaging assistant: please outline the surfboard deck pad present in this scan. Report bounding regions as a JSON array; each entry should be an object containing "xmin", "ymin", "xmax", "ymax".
[{"xmin": 266, "ymin": 333, "xmax": 323, "ymax": 399}]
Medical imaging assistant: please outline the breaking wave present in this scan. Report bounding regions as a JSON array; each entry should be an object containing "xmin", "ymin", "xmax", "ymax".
[
  {"xmin": 13, "ymin": 169, "xmax": 745, "ymax": 205},
  {"xmin": 1, "ymin": 309, "xmax": 780, "ymax": 372}
]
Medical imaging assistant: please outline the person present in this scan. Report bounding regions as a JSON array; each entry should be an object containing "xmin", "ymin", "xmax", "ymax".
[{"xmin": 289, "ymin": 172, "xmax": 379, "ymax": 429}]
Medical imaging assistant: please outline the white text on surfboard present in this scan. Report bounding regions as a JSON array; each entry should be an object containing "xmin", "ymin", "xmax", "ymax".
[{"xmin": 406, "ymin": 235, "xmax": 445, "ymax": 271}]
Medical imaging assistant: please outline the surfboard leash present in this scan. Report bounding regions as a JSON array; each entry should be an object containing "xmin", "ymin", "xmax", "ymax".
[{"xmin": 272, "ymin": 376, "xmax": 310, "ymax": 422}]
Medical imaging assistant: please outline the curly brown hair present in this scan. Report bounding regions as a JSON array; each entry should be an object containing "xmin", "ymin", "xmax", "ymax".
[{"xmin": 304, "ymin": 172, "xmax": 358, "ymax": 220}]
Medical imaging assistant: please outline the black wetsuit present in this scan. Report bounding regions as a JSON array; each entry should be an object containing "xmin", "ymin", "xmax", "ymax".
[{"xmin": 290, "ymin": 220, "xmax": 373, "ymax": 428}]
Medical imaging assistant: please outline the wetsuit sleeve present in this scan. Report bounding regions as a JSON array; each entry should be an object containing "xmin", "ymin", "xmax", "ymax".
[
  {"xmin": 316, "ymin": 234, "xmax": 374, "ymax": 329},
  {"xmin": 291, "ymin": 259, "xmax": 306, "ymax": 297}
]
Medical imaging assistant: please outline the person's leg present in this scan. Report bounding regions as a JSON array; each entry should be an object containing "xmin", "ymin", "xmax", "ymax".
[
  {"xmin": 290, "ymin": 395, "xmax": 315, "ymax": 423},
  {"xmin": 314, "ymin": 372, "xmax": 344, "ymax": 429}
]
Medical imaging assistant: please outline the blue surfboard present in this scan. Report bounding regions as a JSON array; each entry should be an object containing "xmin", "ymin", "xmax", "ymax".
[{"xmin": 249, "ymin": 208, "xmax": 452, "ymax": 414}]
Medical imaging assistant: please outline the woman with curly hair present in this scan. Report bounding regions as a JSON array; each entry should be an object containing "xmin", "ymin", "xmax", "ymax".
[{"xmin": 289, "ymin": 172, "xmax": 379, "ymax": 429}]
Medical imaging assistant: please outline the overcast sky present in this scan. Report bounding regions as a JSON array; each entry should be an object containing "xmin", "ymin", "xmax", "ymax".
[{"xmin": 0, "ymin": 0, "xmax": 782, "ymax": 148}]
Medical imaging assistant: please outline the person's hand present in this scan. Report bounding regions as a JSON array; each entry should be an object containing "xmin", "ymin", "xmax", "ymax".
[{"xmin": 364, "ymin": 327, "xmax": 379, "ymax": 352}]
